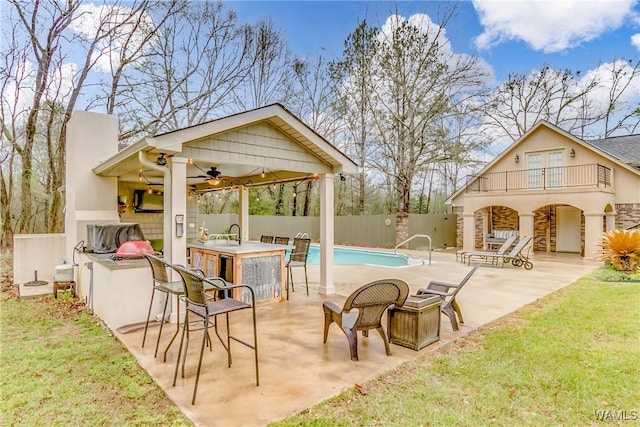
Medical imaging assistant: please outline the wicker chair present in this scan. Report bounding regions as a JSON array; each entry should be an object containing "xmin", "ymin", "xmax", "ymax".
[
  {"xmin": 142, "ymin": 254, "xmax": 185, "ymax": 361},
  {"xmin": 323, "ymin": 279, "xmax": 409, "ymax": 361},
  {"xmin": 286, "ymin": 237, "xmax": 311, "ymax": 299},
  {"xmin": 172, "ymin": 266, "xmax": 259, "ymax": 405},
  {"xmin": 415, "ymin": 264, "xmax": 480, "ymax": 331},
  {"xmin": 260, "ymin": 235, "xmax": 275, "ymax": 243},
  {"xmin": 274, "ymin": 236, "xmax": 289, "ymax": 245}
]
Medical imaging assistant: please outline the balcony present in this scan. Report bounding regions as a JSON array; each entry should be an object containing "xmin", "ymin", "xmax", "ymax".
[{"xmin": 466, "ymin": 163, "xmax": 612, "ymax": 193}]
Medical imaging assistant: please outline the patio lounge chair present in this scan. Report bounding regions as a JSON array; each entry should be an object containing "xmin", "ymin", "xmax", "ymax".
[
  {"xmin": 414, "ymin": 264, "xmax": 480, "ymax": 331},
  {"xmin": 286, "ymin": 237, "xmax": 311, "ymax": 299},
  {"xmin": 172, "ymin": 266, "xmax": 259, "ymax": 405},
  {"xmin": 490, "ymin": 236, "xmax": 534, "ymax": 270},
  {"xmin": 468, "ymin": 236, "xmax": 533, "ymax": 269},
  {"xmin": 323, "ymin": 279, "xmax": 409, "ymax": 361},
  {"xmin": 456, "ymin": 234, "xmax": 518, "ymax": 263}
]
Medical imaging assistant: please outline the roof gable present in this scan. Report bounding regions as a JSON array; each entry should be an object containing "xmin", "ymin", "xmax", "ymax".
[
  {"xmin": 94, "ymin": 103, "xmax": 358, "ymax": 178},
  {"xmin": 446, "ymin": 121, "xmax": 640, "ymax": 204}
]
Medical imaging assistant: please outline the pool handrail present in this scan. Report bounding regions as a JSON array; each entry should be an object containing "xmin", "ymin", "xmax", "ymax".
[{"xmin": 394, "ymin": 234, "xmax": 431, "ymax": 265}]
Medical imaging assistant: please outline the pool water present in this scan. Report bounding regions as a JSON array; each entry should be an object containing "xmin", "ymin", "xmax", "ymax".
[{"xmin": 304, "ymin": 245, "xmax": 423, "ymax": 267}]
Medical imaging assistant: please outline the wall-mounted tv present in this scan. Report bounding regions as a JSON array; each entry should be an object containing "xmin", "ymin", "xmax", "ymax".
[{"xmin": 133, "ymin": 189, "xmax": 164, "ymax": 213}]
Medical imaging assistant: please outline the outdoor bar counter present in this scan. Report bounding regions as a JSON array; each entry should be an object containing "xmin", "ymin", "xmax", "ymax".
[{"xmin": 188, "ymin": 240, "xmax": 287, "ymax": 304}]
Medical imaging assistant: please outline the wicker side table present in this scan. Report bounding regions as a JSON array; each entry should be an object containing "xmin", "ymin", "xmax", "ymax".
[{"xmin": 388, "ymin": 296, "xmax": 441, "ymax": 350}]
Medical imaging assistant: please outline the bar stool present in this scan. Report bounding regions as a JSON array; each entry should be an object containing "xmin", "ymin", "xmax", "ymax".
[{"xmin": 142, "ymin": 254, "xmax": 184, "ymax": 361}]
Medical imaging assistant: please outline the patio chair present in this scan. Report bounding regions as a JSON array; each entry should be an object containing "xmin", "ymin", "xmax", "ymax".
[
  {"xmin": 172, "ymin": 266, "xmax": 259, "ymax": 405},
  {"xmin": 286, "ymin": 237, "xmax": 311, "ymax": 299},
  {"xmin": 414, "ymin": 263, "xmax": 480, "ymax": 331},
  {"xmin": 142, "ymin": 254, "xmax": 185, "ymax": 361},
  {"xmin": 456, "ymin": 234, "xmax": 517, "ymax": 263},
  {"xmin": 274, "ymin": 236, "xmax": 290, "ymax": 245},
  {"xmin": 260, "ymin": 235, "xmax": 275, "ymax": 243},
  {"xmin": 323, "ymin": 279, "xmax": 409, "ymax": 361}
]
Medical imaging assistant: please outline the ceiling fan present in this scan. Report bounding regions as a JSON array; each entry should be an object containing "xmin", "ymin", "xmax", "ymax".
[{"xmin": 188, "ymin": 166, "xmax": 223, "ymax": 185}]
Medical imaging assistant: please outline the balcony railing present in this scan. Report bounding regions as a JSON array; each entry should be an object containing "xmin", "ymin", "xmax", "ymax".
[{"xmin": 465, "ymin": 163, "xmax": 612, "ymax": 193}]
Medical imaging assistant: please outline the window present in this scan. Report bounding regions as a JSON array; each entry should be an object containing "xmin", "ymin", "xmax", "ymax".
[
  {"xmin": 526, "ymin": 150, "xmax": 564, "ymax": 189},
  {"xmin": 527, "ymin": 153, "xmax": 543, "ymax": 188},
  {"xmin": 548, "ymin": 151, "xmax": 564, "ymax": 187}
]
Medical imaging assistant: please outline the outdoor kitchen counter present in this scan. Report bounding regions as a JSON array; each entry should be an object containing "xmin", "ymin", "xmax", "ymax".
[
  {"xmin": 84, "ymin": 252, "xmax": 149, "ymax": 270},
  {"xmin": 188, "ymin": 241, "xmax": 288, "ymax": 304},
  {"xmin": 76, "ymin": 252, "xmax": 160, "ymax": 332}
]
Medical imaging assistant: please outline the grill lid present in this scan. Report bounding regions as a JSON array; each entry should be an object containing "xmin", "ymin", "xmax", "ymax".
[{"xmin": 114, "ymin": 240, "xmax": 154, "ymax": 258}]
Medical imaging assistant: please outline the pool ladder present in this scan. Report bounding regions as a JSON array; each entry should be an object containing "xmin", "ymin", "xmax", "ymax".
[{"xmin": 394, "ymin": 234, "xmax": 432, "ymax": 265}]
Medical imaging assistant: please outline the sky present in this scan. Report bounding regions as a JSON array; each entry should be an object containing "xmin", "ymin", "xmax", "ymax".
[{"xmin": 228, "ymin": 0, "xmax": 640, "ymax": 82}]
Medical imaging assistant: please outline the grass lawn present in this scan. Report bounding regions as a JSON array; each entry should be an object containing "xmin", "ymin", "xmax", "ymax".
[
  {"xmin": 2, "ymin": 251, "xmax": 639, "ymax": 426},
  {"xmin": 0, "ymin": 253, "xmax": 192, "ymax": 426}
]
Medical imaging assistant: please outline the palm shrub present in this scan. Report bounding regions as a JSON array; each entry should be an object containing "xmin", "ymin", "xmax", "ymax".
[{"xmin": 599, "ymin": 229, "xmax": 640, "ymax": 272}]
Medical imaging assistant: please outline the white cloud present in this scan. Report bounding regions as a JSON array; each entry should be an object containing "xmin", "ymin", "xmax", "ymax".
[
  {"xmin": 632, "ymin": 33, "xmax": 640, "ymax": 49},
  {"xmin": 472, "ymin": 0, "xmax": 637, "ymax": 53}
]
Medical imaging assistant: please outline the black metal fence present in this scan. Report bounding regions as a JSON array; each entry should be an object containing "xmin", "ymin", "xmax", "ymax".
[{"xmin": 466, "ymin": 163, "xmax": 612, "ymax": 192}]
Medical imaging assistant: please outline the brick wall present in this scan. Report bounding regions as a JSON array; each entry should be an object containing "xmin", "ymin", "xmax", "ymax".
[
  {"xmin": 616, "ymin": 203, "xmax": 640, "ymax": 229},
  {"xmin": 453, "ymin": 206, "xmax": 463, "ymax": 247},
  {"xmin": 490, "ymin": 206, "xmax": 519, "ymax": 230},
  {"xmin": 474, "ymin": 209, "xmax": 484, "ymax": 249}
]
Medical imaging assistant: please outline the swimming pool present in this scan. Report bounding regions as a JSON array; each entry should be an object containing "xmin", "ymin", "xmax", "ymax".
[{"xmin": 305, "ymin": 245, "xmax": 424, "ymax": 267}]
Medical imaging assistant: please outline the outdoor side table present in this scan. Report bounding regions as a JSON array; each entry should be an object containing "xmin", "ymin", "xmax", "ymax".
[
  {"xmin": 388, "ymin": 295, "xmax": 441, "ymax": 350},
  {"xmin": 53, "ymin": 281, "xmax": 76, "ymax": 298}
]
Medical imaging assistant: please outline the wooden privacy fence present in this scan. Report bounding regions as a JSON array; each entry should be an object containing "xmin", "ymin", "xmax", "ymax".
[{"xmin": 200, "ymin": 214, "xmax": 457, "ymax": 250}]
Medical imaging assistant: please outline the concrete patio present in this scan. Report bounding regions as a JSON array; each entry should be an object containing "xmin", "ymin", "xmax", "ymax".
[{"xmin": 114, "ymin": 250, "xmax": 600, "ymax": 427}]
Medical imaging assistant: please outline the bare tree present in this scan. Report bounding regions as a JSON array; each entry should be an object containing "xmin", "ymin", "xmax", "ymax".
[
  {"xmin": 231, "ymin": 18, "xmax": 292, "ymax": 110},
  {"xmin": 1, "ymin": 0, "xmax": 178, "ymax": 242},
  {"xmin": 118, "ymin": 2, "xmax": 255, "ymax": 141},
  {"xmin": 368, "ymin": 11, "xmax": 489, "ymax": 216},
  {"xmin": 479, "ymin": 59, "xmax": 640, "ymax": 142},
  {"xmin": 597, "ymin": 59, "xmax": 640, "ymax": 136},
  {"xmin": 284, "ymin": 53, "xmax": 339, "ymax": 216},
  {"xmin": 480, "ymin": 65, "xmax": 602, "ymax": 141},
  {"xmin": 330, "ymin": 20, "xmax": 378, "ymax": 215}
]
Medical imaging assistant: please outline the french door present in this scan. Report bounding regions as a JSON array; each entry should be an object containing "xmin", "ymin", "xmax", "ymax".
[{"xmin": 527, "ymin": 151, "xmax": 564, "ymax": 189}]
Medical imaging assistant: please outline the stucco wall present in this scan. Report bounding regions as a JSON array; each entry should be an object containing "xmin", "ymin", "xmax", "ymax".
[{"xmin": 13, "ymin": 234, "xmax": 66, "ymax": 284}]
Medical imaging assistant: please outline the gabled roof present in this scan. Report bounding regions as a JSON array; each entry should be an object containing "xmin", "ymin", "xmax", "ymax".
[
  {"xmin": 93, "ymin": 103, "xmax": 358, "ymax": 179},
  {"xmin": 446, "ymin": 120, "xmax": 640, "ymax": 204},
  {"xmin": 585, "ymin": 134, "xmax": 640, "ymax": 167}
]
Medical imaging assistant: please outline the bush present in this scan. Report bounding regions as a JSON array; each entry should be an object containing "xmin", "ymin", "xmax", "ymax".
[{"xmin": 599, "ymin": 229, "xmax": 640, "ymax": 272}]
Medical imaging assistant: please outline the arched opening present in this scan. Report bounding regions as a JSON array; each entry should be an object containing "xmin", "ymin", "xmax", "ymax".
[
  {"xmin": 472, "ymin": 205, "xmax": 519, "ymax": 249},
  {"xmin": 533, "ymin": 204, "xmax": 584, "ymax": 255}
]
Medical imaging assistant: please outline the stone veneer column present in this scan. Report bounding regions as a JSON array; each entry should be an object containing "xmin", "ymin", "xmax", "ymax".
[{"xmin": 396, "ymin": 212, "xmax": 409, "ymax": 247}]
